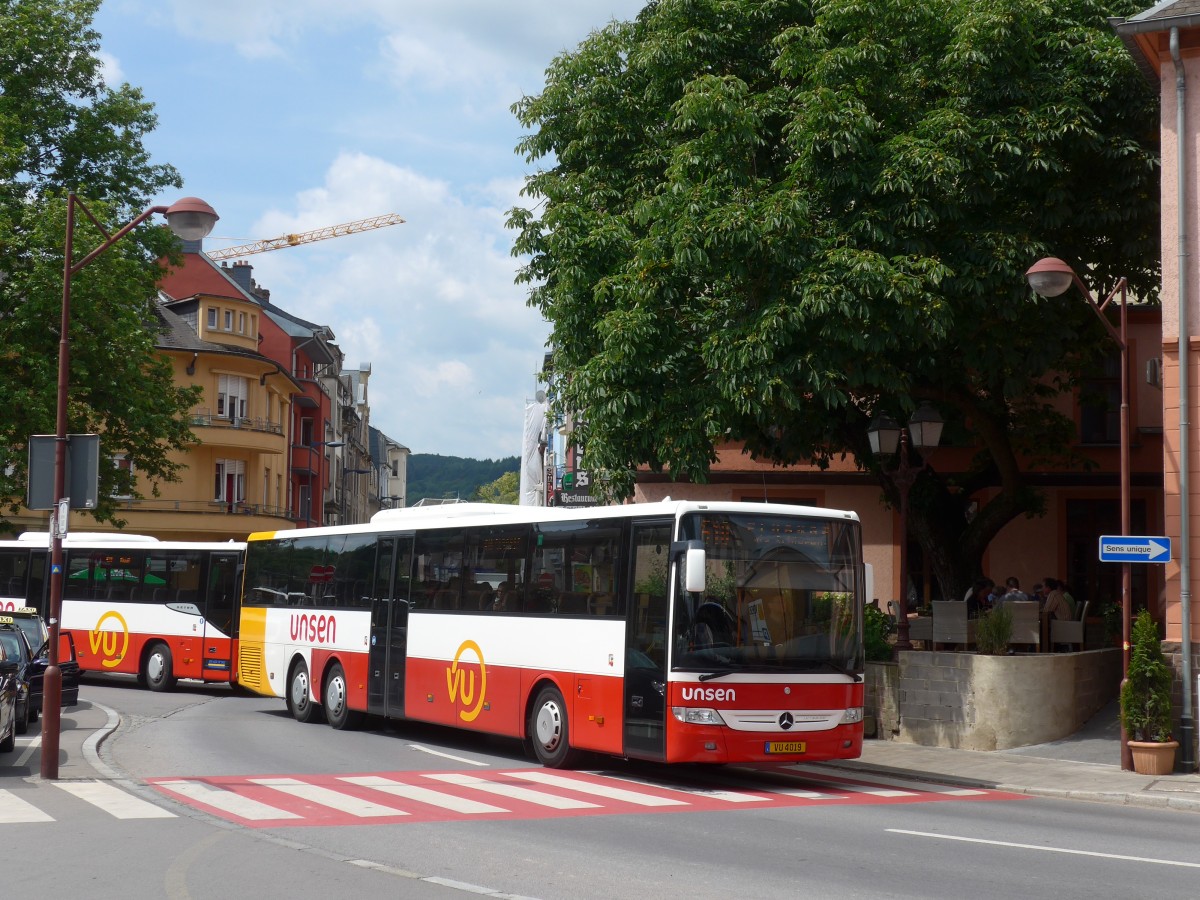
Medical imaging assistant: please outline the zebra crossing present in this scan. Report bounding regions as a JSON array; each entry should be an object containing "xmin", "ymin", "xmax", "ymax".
[{"xmin": 0, "ymin": 766, "xmax": 1022, "ymax": 828}]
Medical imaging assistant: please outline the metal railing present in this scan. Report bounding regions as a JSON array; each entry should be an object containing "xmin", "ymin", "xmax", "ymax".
[{"xmin": 188, "ymin": 410, "xmax": 283, "ymax": 435}]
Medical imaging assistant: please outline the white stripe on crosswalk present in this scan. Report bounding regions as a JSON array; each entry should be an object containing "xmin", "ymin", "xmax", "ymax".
[
  {"xmin": 426, "ymin": 773, "xmax": 601, "ymax": 809},
  {"xmin": 593, "ymin": 772, "xmax": 770, "ymax": 804},
  {"xmin": 154, "ymin": 780, "xmax": 301, "ymax": 820},
  {"xmin": 52, "ymin": 781, "xmax": 176, "ymax": 819},
  {"xmin": 506, "ymin": 770, "xmax": 689, "ymax": 807},
  {"xmin": 250, "ymin": 778, "xmax": 407, "ymax": 817},
  {"xmin": 340, "ymin": 775, "xmax": 508, "ymax": 814},
  {"xmin": 0, "ymin": 789, "xmax": 54, "ymax": 824}
]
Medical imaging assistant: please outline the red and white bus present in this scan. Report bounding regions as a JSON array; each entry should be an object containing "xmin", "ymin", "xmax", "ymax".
[
  {"xmin": 238, "ymin": 500, "xmax": 867, "ymax": 767},
  {"xmin": 0, "ymin": 533, "xmax": 244, "ymax": 690}
]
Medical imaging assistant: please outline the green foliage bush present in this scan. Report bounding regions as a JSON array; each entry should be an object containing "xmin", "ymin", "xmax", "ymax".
[
  {"xmin": 1120, "ymin": 609, "xmax": 1174, "ymax": 743},
  {"xmin": 976, "ymin": 605, "xmax": 1013, "ymax": 655},
  {"xmin": 863, "ymin": 604, "xmax": 893, "ymax": 662}
]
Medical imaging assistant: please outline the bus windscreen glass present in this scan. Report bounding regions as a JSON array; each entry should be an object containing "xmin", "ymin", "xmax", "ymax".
[{"xmin": 673, "ymin": 513, "xmax": 862, "ymax": 673}]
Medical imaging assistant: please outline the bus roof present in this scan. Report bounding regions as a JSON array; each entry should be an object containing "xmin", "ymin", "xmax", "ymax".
[{"xmin": 246, "ymin": 499, "xmax": 859, "ymax": 542}]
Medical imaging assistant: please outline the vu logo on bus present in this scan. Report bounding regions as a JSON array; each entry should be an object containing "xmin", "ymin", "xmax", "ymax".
[
  {"xmin": 446, "ymin": 640, "xmax": 487, "ymax": 723},
  {"xmin": 290, "ymin": 613, "xmax": 337, "ymax": 644},
  {"xmin": 89, "ymin": 610, "xmax": 130, "ymax": 669}
]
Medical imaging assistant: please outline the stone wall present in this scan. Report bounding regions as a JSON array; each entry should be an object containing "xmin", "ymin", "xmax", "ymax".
[{"xmin": 864, "ymin": 648, "xmax": 1121, "ymax": 750}]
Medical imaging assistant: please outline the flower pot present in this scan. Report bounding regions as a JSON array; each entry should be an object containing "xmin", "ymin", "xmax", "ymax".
[{"xmin": 1128, "ymin": 739, "xmax": 1179, "ymax": 776}]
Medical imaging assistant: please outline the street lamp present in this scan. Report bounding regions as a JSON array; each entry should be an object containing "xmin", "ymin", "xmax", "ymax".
[
  {"xmin": 868, "ymin": 402, "xmax": 944, "ymax": 652},
  {"xmin": 41, "ymin": 194, "xmax": 218, "ymax": 780},
  {"xmin": 1026, "ymin": 256, "xmax": 1135, "ymax": 771}
]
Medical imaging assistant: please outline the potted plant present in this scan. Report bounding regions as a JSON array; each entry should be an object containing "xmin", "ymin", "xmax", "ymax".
[{"xmin": 1120, "ymin": 609, "xmax": 1178, "ymax": 775}]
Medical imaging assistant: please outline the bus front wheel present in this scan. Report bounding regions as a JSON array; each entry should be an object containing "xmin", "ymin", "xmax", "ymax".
[
  {"xmin": 529, "ymin": 685, "xmax": 580, "ymax": 768},
  {"xmin": 144, "ymin": 643, "xmax": 177, "ymax": 692},
  {"xmin": 323, "ymin": 663, "xmax": 362, "ymax": 731},
  {"xmin": 287, "ymin": 659, "xmax": 323, "ymax": 724}
]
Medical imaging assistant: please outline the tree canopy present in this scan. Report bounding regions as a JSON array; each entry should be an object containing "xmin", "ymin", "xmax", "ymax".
[
  {"xmin": 509, "ymin": 0, "xmax": 1160, "ymax": 601},
  {"xmin": 0, "ymin": 0, "xmax": 199, "ymax": 525}
]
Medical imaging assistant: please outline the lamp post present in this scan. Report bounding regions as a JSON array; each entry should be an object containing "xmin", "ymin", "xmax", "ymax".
[
  {"xmin": 42, "ymin": 194, "xmax": 218, "ymax": 780},
  {"xmin": 1026, "ymin": 256, "xmax": 1135, "ymax": 771},
  {"xmin": 341, "ymin": 467, "xmax": 371, "ymax": 524},
  {"xmin": 868, "ymin": 402, "xmax": 944, "ymax": 652}
]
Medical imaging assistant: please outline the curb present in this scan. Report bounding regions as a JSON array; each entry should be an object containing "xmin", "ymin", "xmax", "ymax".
[{"xmin": 81, "ymin": 700, "xmax": 123, "ymax": 780}]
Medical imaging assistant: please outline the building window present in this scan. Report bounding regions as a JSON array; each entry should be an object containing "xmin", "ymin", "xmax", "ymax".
[
  {"xmin": 217, "ymin": 375, "xmax": 248, "ymax": 421},
  {"xmin": 238, "ymin": 311, "xmax": 247, "ymax": 334},
  {"xmin": 214, "ymin": 459, "xmax": 246, "ymax": 502},
  {"xmin": 1079, "ymin": 352, "xmax": 1121, "ymax": 444},
  {"xmin": 223, "ymin": 309, "xmax": 234, "ymax": 331},
  {"xmin": 112, "ymin": 454, "xmax": 134, "ymax": 499},
  {"xmin": 206, "ymin": 307, "xmax": 218, "ymax": 330}
]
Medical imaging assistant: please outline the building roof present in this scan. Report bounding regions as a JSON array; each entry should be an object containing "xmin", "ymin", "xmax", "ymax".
[{"xmin": 1112, "ymin": 1, "xmax": 1200, "ymax": 83}]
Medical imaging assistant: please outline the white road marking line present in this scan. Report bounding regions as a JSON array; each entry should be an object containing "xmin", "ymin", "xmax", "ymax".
[
  {"xmin": 250, "ymin": 778, "xmax": 407, "ymax": 817},
  {"xmin": 590, "ymin": 772, "xmax": 769, "ymax": 803},
  {"xmin": 14, "ymin": 734, "xmax": 40, "ymax": 769},
  {"xmin": 888, "ymin": 829, "xmax": 1200, "ymax": 868},
  {"xmin": 154, "ymin": 780, "xmax": 301, "ymax": 820},
  {"xmin": 340, "ymin": 775, "xmax": 508, "ymax": 814},
  {"xmin": 0, "ymin": 789, "xmax": 54, "ymax": 824},
  {"xmin": 426, "ymin": 773, "xmax": 601, "ymax": 809},
  {"xmin": 786, "ymin": 764, "xmax": 987, "ymax": 796},
  {"xmin": 52, "ymin": 781, "xmax": 176, "ymax": 819},
  {"xmin": 506, "ymin": 770, "xmax": 689, "ymax": 807},
  {"xmin": 406, "ymin": 744, "xmax": 489, "ymax": 766}
]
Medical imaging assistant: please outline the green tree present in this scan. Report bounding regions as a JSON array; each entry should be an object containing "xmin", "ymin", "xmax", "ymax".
[
  {"xmin": 510, "ymin": 0, "xmax": 1159, "ymax": 601},
  {"xmin": 0, "ymin": 0, "xmax": 199, "ymax": 525},
  {"xmin": 471, "ymin": 471, "xmax": 520, "ymax": 504}
]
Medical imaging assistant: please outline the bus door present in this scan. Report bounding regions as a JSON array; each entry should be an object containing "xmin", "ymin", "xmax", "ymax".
[
  {"xmin": 203, "ymin": 552, "xmax": 242, "ymax": 679},
  {"xmin": 623, "ymin": 520, "xmax": 672, "ymax": 761},
  {"xmin": 368, "ymin": 535, "xmax": 413, "ymax": 718}
]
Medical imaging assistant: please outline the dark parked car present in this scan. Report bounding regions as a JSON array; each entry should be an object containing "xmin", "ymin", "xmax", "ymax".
[
  {"xmin": 0, "ymin": 638, "xmax": 18, "ymax": 752},
  {"xmin": 0, "ymin": 619, "xmax": 32, "ymax": 735},
  {"xmin": 0, "ymin": 612, "xmax": 79, "ymax": 732}
]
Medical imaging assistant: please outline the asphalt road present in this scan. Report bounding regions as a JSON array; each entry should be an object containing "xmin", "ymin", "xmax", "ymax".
[{"xmin": 5, "ymin": 676, "xmax": 1200, "ymax": 900}]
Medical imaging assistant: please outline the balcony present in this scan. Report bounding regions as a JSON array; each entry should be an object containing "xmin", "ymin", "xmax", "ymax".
[{"xmin": 189, "ymin": 411, "xmax": 286, "ymax": 455}]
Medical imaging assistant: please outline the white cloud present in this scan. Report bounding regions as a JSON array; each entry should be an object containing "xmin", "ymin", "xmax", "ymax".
[{"xmin": 96, "ymin": 51, "xmax": 124, "ymax": 86}]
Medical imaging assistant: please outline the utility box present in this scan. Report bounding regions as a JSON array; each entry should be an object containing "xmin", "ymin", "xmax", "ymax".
[{"xmin": 27, "ymin": 434, "xmax": 101, "ymax": 510}]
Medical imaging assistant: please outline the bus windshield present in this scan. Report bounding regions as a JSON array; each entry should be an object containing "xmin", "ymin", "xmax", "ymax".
[{"xmin": 672, "ymin": 512, "xmax": 862, "ymax": 674}]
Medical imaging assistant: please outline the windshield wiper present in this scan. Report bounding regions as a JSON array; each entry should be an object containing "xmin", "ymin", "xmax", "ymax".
[
  {"xmin": 698, "ymin": 667, "xmax": 741, "ymax": 682},
  {"xmin": 804, "ymin": 659, "xmax": 862, "ymax": 682}
]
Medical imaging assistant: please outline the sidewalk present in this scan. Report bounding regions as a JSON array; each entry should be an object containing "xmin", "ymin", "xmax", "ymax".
[
  {"xmin": 27, "ymin": 699, "xmax": 122, "ymax": 781},
  {"xmin": 824, "ymin": 699, "xmax": 1200, "ymax": 812}
]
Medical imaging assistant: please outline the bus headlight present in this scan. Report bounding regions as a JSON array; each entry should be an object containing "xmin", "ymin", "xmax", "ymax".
[
  {"xmin": 839, "ymin": 707, "xmax": 864, "ymax": 724},
  {"xmin": 672, "ymin": 707, "xmax": 725, "ymax": 725}
]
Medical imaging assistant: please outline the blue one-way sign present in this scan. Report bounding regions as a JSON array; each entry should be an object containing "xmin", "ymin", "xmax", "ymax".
[{"xmin": 1098, "ymin": 535, "xmax": 1172, "ymax": 564}]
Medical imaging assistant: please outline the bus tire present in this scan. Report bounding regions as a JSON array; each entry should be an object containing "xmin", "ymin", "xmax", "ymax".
[
  {"xmin": 323, "ymin": 662, "xmax": 362, "ymax": 731},
  {"xmin": 529, "ymin": 684, "xmax": 580, "ymax": 768},
  {"xmin": 287, "ymin": 659, "xmax": 323, "ymax": 724},
  {"xmin": 144, "ymin": 642, "xmax": 177, "ymax": 692}
]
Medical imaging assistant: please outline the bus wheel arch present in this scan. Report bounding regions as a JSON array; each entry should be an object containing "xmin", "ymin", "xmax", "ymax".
[
  {"xmin": 142, "ymin": 641, "xmax": 177, "ymax": 692},
  {"xmin": 526, "ymin": 680, "xmax": 581, "ymax": 768},
  {"xmin": 323, "ymin": 660, "xmax": 362, "ymax": 731},
  {"xmin": 286, "ymin": 655, "xmax": 324, "ymax": 724}
]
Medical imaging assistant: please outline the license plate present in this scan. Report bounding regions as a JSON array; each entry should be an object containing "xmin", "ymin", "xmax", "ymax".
[{"xmin": 765, "ymin": 741, "xmax": 806, "ymax": 754}]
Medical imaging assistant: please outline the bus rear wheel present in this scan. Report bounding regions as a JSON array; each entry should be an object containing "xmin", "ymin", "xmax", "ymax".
[
  {"xmin": 529, "ymin": 685, "xmax": 580, "ymax": 768},
  {"xmin": 323, "ymin": 663, "xmax": 362, "ymax": 731},
  {"xmin": 144, "ymin": 643, "xmax": 177, "ymax": 692},
  {"xmin": 287, "ymin": 659, "xmax": 323, "ymax": 724}
]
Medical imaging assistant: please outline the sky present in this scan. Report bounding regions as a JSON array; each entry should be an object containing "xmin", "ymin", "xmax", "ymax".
[{"xmin": 92, "ymin": 0, "xmax": 647, "ymax": 461}]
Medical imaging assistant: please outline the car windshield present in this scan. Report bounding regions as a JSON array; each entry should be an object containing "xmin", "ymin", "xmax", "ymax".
[
  {"xmin": 13, "ymin": 617, "xmax": 44, "ymax": 652},
  {"xmin": 671, "ymin": 512, "xmax": 863, "ymax": 674},
  {"xmin": 0, "ymin": 631, "xmax": 25, "ymax": 662}
]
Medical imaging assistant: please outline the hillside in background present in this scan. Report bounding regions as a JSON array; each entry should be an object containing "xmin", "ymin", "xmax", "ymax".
[{"xmin": 406, "ymin": 454, "xmax": 519, "ymax": 505}]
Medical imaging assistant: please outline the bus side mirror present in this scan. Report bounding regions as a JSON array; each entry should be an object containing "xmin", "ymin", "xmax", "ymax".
[{"xmin": 684, "ymin": 547, "xmax": 706, "ymax": 594}]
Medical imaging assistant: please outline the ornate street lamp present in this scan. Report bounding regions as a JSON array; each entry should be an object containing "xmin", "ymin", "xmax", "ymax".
[
  {"xmin": 42, "ymin": 194, "xmax": 218, "ymax": 780},
  {"xmin": 1026, "ymin": 256, "xmax": 1136, "ymax": 771},
  {"xmin": 869, "ymin": 402, "xmax": 944, "ymax": 651}
]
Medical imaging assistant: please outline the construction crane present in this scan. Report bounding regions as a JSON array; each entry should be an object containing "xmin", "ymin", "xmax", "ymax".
[{"xmin": 205, "ymin": 213, "xmax": 405, "ymax": 260}]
